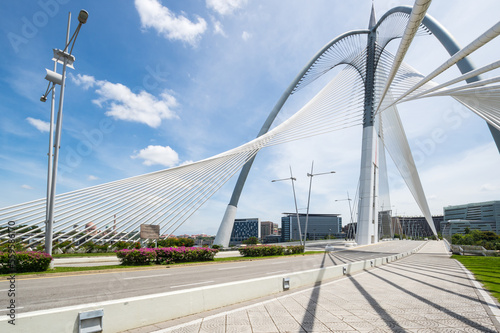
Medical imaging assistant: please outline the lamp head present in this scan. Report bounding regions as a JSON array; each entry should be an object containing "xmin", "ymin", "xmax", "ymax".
[
  {"xmin": 78, "ymin": 10, "xmax": 89, "ymax": 24},
  {"xmin": 40, "ymin": 95, "xmax": 47, "ymax": 102}
]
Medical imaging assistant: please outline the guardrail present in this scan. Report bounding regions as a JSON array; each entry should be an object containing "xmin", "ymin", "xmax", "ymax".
[
  {"xmin": 450, "ymin": 244, "xmax": 499, "ymax": 256},
  {"xmin": 0, "ymin": 241, "xmax": 427, "ymax": 333}
]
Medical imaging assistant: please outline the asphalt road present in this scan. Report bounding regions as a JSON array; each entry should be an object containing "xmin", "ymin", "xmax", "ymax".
[{"xmin": 0, "ymin": 240, "xmax": 425, "ymax": 314}]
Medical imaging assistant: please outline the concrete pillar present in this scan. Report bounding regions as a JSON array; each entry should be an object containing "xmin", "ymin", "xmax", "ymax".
[
  {"xmin": 213, "ymin": 204, "xmax": 237, "ymax": 247},
  {"xmin": 356, "ymin": 125, "xmax": 379, "ymax": 245}
]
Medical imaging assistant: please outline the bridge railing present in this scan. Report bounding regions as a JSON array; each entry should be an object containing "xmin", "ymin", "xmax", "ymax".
[{"xmin": 450, "ymin": 244, "xmax": 499, "ymax": 257}]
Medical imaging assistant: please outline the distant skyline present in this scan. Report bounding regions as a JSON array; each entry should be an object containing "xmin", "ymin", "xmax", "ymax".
[{"xmin": 1, "ymin": 0, "xmax": 499, "ymax": 235}]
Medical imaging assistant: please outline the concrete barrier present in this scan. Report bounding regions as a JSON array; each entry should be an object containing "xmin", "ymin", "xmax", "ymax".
[{"xmin": 0, "ymin": 241, "xmax": 427, "ymax": 332}]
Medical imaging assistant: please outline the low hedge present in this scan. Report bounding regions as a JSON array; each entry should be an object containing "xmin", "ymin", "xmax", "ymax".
[
  {"xmin": 239, "ymin": 245, "xmax": 305, "ymax": 257},
  {"xmin": 115, "ymin": 248, "xmax": 156, "ymax": 265},
  {"xmin": 0, "ymin": 251, "xmax": 53, "ymax": 273},
  {"xmin": 285, "ymin": 245, "xmax": 305, "ymax": 255},
  {"xmin": 155, "ymin": 247, "xmax": 218, "ymax": 264},
  {"xmin": 115, "ymin": 247, "xmax": 218, "ymax": 265}
]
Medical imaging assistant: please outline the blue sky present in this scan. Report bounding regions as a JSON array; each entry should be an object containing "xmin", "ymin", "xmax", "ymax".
[{"xmin": 1, "ymin": 0, "xmax": 499, "ymax": 235}]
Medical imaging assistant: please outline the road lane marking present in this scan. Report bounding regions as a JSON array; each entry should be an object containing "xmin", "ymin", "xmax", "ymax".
[
  {"xmin": 124, "ymin": 274, "xmax": 172, "ymax": 280},
  {"xmin": 218, "ymin": 266, "xmax": 247, "ymax": 271},
  {"xmin": 0, "ymin": 307, "xmax": 24, "ymax": 312},
  {"xmin": 170, "ymin": 281, "xmax": 214, "ymax": 289}
]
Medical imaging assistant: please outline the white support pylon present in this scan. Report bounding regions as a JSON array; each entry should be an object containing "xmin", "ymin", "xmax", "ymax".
[{"xmin": 356, "ymin": 125, "xmax": 379, "ymax": 245}]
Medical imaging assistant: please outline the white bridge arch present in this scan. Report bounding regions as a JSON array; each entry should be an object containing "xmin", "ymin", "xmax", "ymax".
[{"xmin": 1, "ymin": 1, "xmax": 499, "ymax": 250}]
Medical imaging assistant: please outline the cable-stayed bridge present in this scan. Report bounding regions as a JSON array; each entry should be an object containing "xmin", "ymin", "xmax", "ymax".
[{"xmin": 1, "ymin": 0, "xmax": 500, "ymax": 250}]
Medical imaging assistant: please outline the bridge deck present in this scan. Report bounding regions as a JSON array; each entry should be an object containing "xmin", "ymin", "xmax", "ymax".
[{"xmin": 122, "ymin": 241, "xmax": 500, "ymax": 333}]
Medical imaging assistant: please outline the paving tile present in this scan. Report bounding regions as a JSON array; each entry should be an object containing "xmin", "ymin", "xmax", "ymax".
[
  {"xmin": 432, "ymin": 329, "xmax": 465, "ymax": 333},
  {"xmin": 251, "ymin": 324, "xmax": 280, "ymax": 333},
  {"xmin": 134, "ymin": 241, "xmax": 500, "ymax": 333},
  {"xmin": 199, "ymin": 316, "xmax": 225, "ymax": 333},
  {"xmin": 165, "ymin": 323, "xmax": 201, "ymax": 333},
  {"xmin": 274, "ymin": 322, "xmax": 307, "ymax": 332},
  {"xmin": 226, "ymin": 324, "xmax": 252, "ymax": 333},
  {"xmin": 226, "ymin": 312, "xmax": 250, "ymax": 325},
  {"xmin": 347, "ymin": 320, "xmax": 378, "ymax": 331}
]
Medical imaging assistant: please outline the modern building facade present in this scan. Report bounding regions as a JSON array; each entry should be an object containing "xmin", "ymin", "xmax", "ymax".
[
  {"xmin": 392, "ymin": 215, "xmax": 444, "ymax": 238},
  {"xmin": 260, "ymin": 221, "xmax": 275, "ymax": 238},
  {"xmin": 229, "ymin": 218, "xmax": 261, "ymax": 244},
  {"xmin": 281, "ymin": 213, "xmax": 342, "ymax": 242},
  {"xmin": 442, "ymin": 201, "xmax": 500, "ymax": 234},
  {"xmin": 378, "ymin": 210, "xmax": 394, "ymax": 239}
]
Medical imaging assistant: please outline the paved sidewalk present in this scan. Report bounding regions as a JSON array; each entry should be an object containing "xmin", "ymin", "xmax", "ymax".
[{"xmin": 123, "ymin": 241, "xmax": 500, "ymax": 332}]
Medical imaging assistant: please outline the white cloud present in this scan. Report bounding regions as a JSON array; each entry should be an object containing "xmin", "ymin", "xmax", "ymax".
[
  {"xmin": 207, "ymin": 0, "xmax": 247, "ymax": 15},
  {"xmin": 70, "ymin": 73, "xmax": 96, "ymax": 90},
  {"xmin": 131, "ymin": 145, "xmax": 180, "ymax": 167},
  {"xmin": 180, "ymin": 160, "xmax": 195, "ymax": 166},
  {"xmin": 88, "ymin": 175, "xmax": 99, "ymax": 181},
  {"xmin": 389, "ymin": 142, "xmax": 500, "ymax": 216},
  {"xmin": 213, "ymin": 19, "xmax": 226, "ymax": 37},
  {"xmin": 93, "ymin": 81, "xmax": 178, "ymax": 128},
  {"xmin": 241, "ymin": 31, "xmax": 251, "ymax": 41},
  {"xmin": 21, "ymin": 184, "xmax": 33, "ymax": 190},
  {"xmin": 135, "ymin": 0, "xmax": 207, "ymax": 46},
  {"xmin": 70, "ymin": 74, "xmax": 179, "ymax": 128},
  {"xmin": 480, "ymin": 183, "xmax": 498, "ymax": 192},
  {"xmin": 26, "ymin": 117, "xmax": 50, "ymax": 133}
]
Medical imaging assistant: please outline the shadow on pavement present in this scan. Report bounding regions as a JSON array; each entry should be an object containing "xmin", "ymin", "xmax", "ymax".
[
  {"xmin": 377, "ymin": 266, "xmax": 493, "ymax": 306},
  {"xmin": 299, "ymin": 252, "xmax": 327, "ymax": 332},
  {"xmin": 388, "ymin": 264, "xmax": 478, "ymax": 289},
  {"xmin": 366, "ymin": 269, "xmax": 497, "ymax": 333},
  {"xmin": 348, "ymin": 275, "xmax": 403, "ymax": 332}
]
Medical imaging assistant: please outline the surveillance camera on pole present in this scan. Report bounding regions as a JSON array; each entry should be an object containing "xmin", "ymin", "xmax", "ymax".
[{"xmin": 40, "ymin": 10, "xmax": 89, "ymax": 262}]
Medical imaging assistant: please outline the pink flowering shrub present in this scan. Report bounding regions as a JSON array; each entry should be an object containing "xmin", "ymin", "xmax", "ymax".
[
  {"xmin": 155, "ymin": 247, "xmax": 218, "ymax": 264},
  {"xmin": 239, "ymin": 245, "xmax": 304, "ymax": 257},
  {"xmin": 116, "ymin": 248, "xmax": 156, "ymax": 265},
  {"xmin": 284, "ymin": 245, "xmax": 304, "ymax": 254},
  {"xmin": 0, "ymin": 251, "xmax": 52, "ymax": 273},
  {"xmin": 115, "ymin": 247, "xmax": 218, "ymax": 265}
]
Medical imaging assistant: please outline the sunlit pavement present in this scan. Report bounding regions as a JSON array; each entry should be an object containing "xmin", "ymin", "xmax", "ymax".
[{"xmin": 121, "ymin": 241, "xmax": 500, "ymax": 333}]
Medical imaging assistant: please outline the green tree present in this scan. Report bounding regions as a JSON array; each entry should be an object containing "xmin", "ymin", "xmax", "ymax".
[{"xmin": 243, "ymin": 236, "xmax": 259, "ymax": 245}]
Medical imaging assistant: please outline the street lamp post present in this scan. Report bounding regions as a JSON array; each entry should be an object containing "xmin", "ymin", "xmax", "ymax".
[
  {"xmin": 41, "ymin": 10, "xmax": 88, "ymax": 258},
  {"xmin": 272, "ymin": 166, "xmax": 303, "ymax": 246},
  {"xmin": 304, "ymin": 161, "xmax": 335, "ymax": 253},
  {"xmin": 336, "ymin": 193, "xmax": 354, "ymax": 241}
]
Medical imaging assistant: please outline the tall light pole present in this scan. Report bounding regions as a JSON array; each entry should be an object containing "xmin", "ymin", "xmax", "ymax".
[
  {"xmin": 304, "ymin": 161, "xmax": 335, "ymax": 252},
  {"xmin": 336, "ymin": 194, "xmax": 354, "ymax": 241},
  {"xmin": 272, "ymin": 166, "xmax": 303, "ymax": 246},
  {"xmin": 41, "ymin": 10, "xmax": 88, "ymax": 258}
]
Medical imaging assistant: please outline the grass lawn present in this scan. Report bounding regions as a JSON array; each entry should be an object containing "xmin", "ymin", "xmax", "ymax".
[
  {"xmin": 452, "ymin": 255, "xmax": 500, "ymax": 303},
  {"xmin": 1, "ymin": 251, "xmax": 325, "ymax": 277}
]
